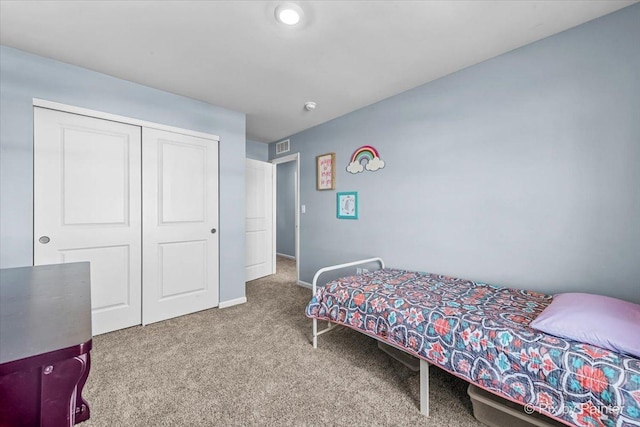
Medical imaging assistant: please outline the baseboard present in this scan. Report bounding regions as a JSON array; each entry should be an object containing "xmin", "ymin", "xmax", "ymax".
[
  {"xmin": 297, "ymin": 280, "xmax": 312, "ymax": 289},
  {"xmin": 276, "ymin": 253, "xmax": 296, "ymax": 260},
  {"xmin": 218, "ymin": 296, "xmax": 247, "ymax": 309}
]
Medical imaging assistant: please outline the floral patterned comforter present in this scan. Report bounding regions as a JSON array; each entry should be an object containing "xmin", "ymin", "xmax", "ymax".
[{"xmin": 305, "ymin": 268, "xmax": 640, "ymax": 427}]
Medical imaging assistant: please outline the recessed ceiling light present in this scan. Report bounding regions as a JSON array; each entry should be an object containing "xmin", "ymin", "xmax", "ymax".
[{"xmin": 275, "ymin": 3, "xmax": 304, "ymax": 26}]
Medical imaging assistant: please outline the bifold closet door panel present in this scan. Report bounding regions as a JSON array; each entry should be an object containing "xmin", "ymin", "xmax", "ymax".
[
  {"xmin": 142, "ymin": 128, "xmax": 220, "ymax": 325},
  {"xmin": 33, "ymin": 107, "xmax": 142, "ymax": 335}
]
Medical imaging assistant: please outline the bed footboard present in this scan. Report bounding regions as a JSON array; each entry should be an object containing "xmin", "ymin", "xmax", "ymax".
[
  {"xmin": 309, "ymin": 257, "xmax": 431, "ymax": 417},
  {"xmin": 311, "ymin": 257, "xmax": 385, "ymax": 349}
]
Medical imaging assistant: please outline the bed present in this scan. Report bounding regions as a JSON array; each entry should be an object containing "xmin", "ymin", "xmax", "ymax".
[{"xmin": 305, "ymin": 258, "xmax": 640, "ymax": 427}]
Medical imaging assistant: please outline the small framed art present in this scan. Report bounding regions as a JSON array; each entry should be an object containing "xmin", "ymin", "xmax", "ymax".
[
  {"xmin": 337, "ymin": 191, "xmax": 358, "ymax": 219},
  {"xmin": 316, "ymin": 153, "xmax": 335, "ymax": 190}
]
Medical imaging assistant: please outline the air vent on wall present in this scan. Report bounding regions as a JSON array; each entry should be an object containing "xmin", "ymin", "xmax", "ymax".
[{"xmin": 275, "ymin": 139, "xmax": 290, "ymax": 155}]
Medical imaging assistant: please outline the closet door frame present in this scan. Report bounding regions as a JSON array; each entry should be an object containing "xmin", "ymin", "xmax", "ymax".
[
  {"xmin": 33, "ymin": 99, "xmax": 220, "ymax": 142},
  {"xmin": 32, "ymin": 99, "xmax": 221, "ymax": 330}
]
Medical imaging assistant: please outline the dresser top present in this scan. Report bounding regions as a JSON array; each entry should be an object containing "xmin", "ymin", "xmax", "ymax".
[{"xmin": 0, "ymin": 262, "xmax": 92, "ymax": 365}]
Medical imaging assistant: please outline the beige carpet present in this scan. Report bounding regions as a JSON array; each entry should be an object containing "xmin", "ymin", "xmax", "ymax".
[{"xmin": 83, "ymin": 257, "xmax": 484, "ymax": 426}]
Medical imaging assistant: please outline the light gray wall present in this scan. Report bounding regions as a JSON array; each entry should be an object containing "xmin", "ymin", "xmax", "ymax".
[
  {"xmin": 270, "ymin": 5, "xmax": 640, "ymax": 303},
  {"xmin": 246, "ymin": 139, "xmax": 268, "ymax": 161},
  {"xmin": 0, "ymin": 46, "xmax": 247, "ymax": 303},
  {"xmin": 276, "ymin": 162, "xmax": 296, "ymax": 258}
]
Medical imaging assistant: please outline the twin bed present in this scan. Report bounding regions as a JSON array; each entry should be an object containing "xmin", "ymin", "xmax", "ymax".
[{"xmin": 305, "ymin": 258, "xmax": 640, "ymax": 427}]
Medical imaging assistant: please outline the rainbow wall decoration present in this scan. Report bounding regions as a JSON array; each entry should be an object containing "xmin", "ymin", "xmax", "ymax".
[{"xmin": 346, "ymin": 145, "xmax": 385, "ymax": 174}]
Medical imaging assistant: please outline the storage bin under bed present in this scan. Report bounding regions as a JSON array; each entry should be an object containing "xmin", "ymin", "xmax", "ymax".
[{"xmin": 468, "ymin": 384, "xmax": 566, "ymax": 427}]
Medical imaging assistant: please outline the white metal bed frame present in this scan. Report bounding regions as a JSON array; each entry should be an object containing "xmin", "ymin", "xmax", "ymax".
[{"xmin": 311, "ymin": 257, "xmax": 430, "ymax": 416}]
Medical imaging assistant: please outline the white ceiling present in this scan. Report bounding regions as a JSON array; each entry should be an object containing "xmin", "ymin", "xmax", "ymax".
[{"xmin": 0, "ymin": 0, "xmax": 636, "ymax": 143}]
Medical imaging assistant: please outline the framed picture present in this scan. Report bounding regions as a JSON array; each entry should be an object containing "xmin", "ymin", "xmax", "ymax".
[
  {"xmin": 337, "ymin": 191, "xmax": 358, "ymax": 219},
  {"xmin": 316, "ymin": 153, "xmax": 335, "ymax": 190}
]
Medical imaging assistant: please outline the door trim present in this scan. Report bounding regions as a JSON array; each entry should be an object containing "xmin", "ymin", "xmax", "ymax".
[
  {"xmin": 271, "ymin": 153, "xmax": 300, "ymax": 285},
  {"xmin": 219, "ymin": 296, "xmax": 248, "ymax": 309},
  {"xmin": 33, "ymin": 99, "xmax": 220, "ymax": 142}
]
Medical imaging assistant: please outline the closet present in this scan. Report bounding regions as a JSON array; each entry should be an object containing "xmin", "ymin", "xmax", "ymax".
[{"xmin": 33, "ymin": 106, "xmax": 219, "ymax": 335}]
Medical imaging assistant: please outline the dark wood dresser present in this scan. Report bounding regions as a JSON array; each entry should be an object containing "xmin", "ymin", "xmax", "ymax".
[{"xmin": 0, "ymin": 263, "xmax": 92, "ymax": 426}]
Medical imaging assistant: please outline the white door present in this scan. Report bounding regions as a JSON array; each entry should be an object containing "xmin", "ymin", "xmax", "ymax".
[
  {"xmin": 142, "ymin": 128, "xmax": 219, "ymax": 325},
  {"xmin": 245, "ymin": 159, "xmax": 275, "ymax": 281},
  {"xmin": 34, "ymin": 107, "xmax": 142, "ymax": 335}
]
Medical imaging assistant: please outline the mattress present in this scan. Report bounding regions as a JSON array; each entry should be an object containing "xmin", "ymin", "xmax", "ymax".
[{"xmin": 305, "ymin": 268, "xmax": 640, "ymax": 427}]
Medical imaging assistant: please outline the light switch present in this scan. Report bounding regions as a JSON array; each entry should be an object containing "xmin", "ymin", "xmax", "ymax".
[{"xmin": 301, "ymin": 204, "xmax": 306, "ymax": 214}]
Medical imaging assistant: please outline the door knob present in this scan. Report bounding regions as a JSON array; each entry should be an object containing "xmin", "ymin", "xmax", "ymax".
[
  {"xmin": 211, "ymin": 228, "xmax": 217, "ymax": 234},
  {"xmin": 39, "ymin": 236, "xmax": 50, "ymax": 244}
]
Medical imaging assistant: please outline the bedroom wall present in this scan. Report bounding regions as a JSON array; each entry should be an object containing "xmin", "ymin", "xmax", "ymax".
[
  {"xmin": 0, "ymin": 46, "xmax": 247, "ymax": 303},
  {"xmin": 276, "ymin": 162, "xmax": 296, "ymax": 258},
  {"xmin": 269, "ymin": 5, "xmax": 640, "ymax": 303},
  {"xmin": 246, "ymin": 139, "xmax": 268, "ymax": 161}
]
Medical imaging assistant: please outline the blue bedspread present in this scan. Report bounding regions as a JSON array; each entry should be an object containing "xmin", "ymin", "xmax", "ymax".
[{"xmin": 305, "ymin": 268, "xmax": 640, "ymax": 427}]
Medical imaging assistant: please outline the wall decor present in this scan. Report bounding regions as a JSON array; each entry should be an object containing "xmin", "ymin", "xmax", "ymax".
[
  {"xmin": 336, "ymin": 191, "xmax": 358, "ymax": 219},
  {"xmin": 316, "ymin": 152, "xmax": 335, "ymax": 190},
  {"xmin": 346, "ymin": 145, "xmax": 385, "ymax": 174}
]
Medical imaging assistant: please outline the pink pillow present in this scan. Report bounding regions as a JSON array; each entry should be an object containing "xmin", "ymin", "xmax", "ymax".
[{"xmin": 530, "ymin": 292, "xmax": 640, "ymax": 359}]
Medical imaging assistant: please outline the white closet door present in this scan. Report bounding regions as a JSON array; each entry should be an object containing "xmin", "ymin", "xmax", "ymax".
[
  {"xmin": 33, "ymin": 107, "xmax": 142, "ymax": 335},
  {"xmin": 142, "ymin": 128, "xmax": 219, "ymax": 325},
  {"xmin": 245, "ymin": 159, "xmax": 275, "ymax": 282}
]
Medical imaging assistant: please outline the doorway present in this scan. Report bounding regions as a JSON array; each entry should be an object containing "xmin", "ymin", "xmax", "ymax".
[{"xmin": 271, "ymin": 153, "xmax": 300, "ymax": 283}]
